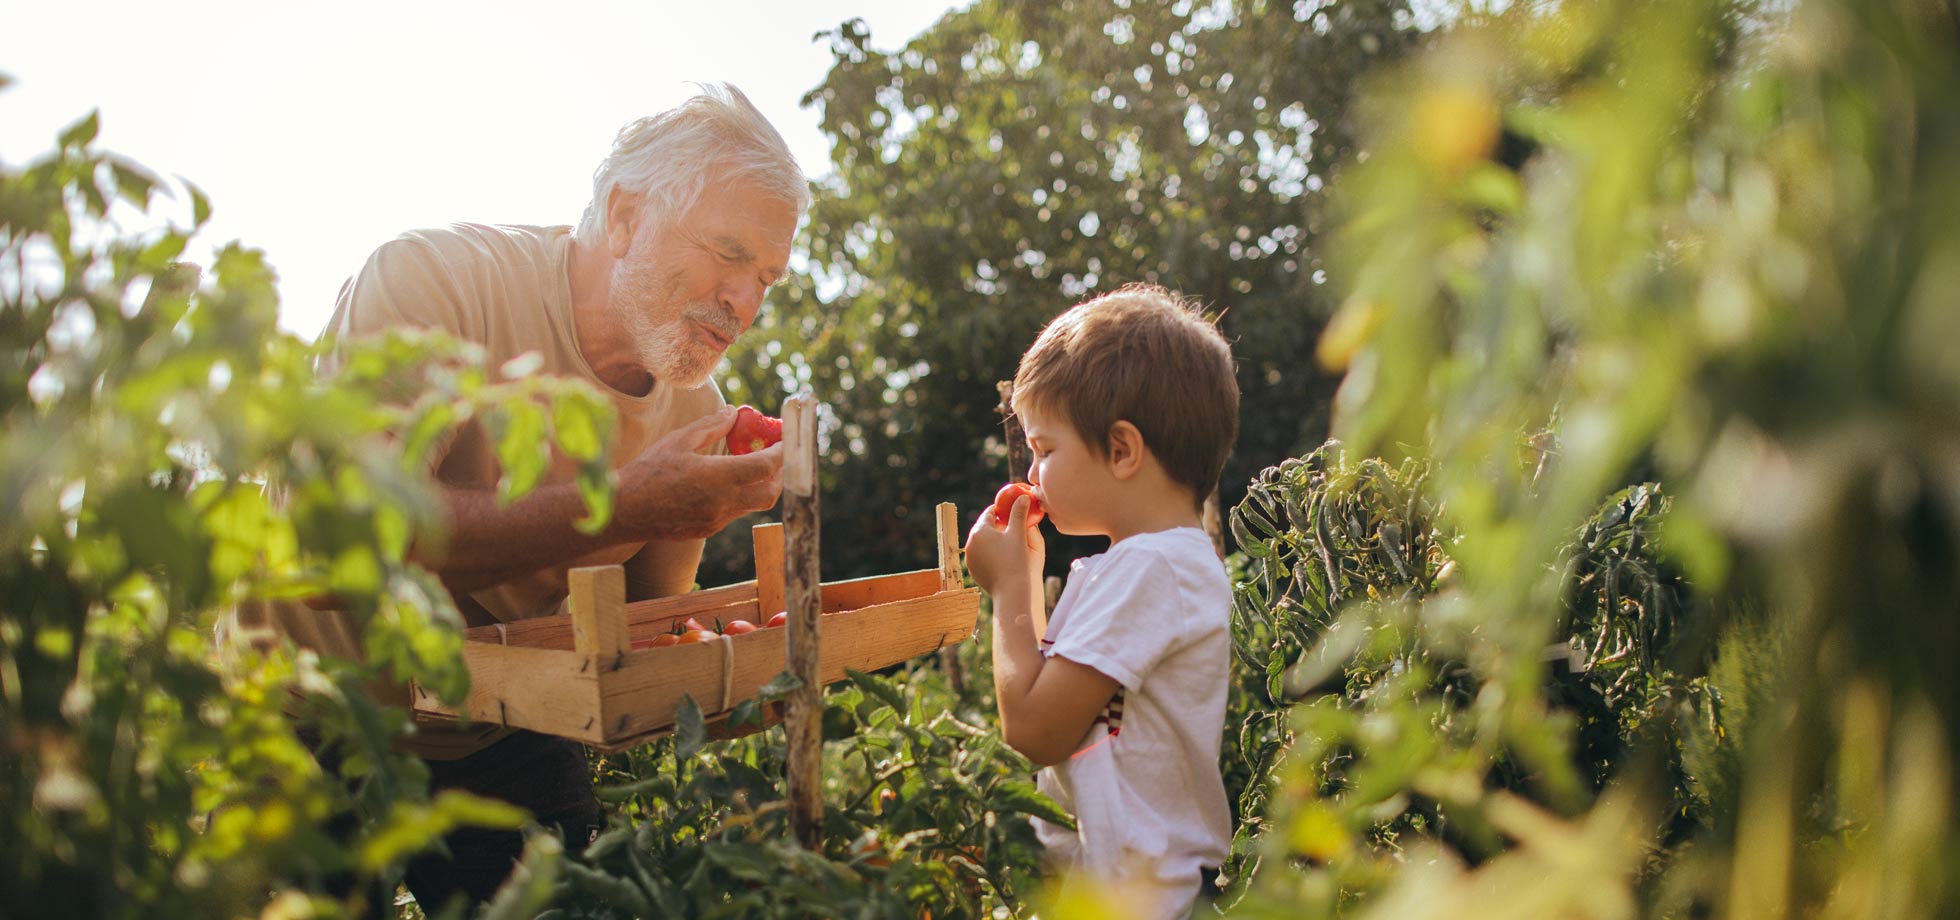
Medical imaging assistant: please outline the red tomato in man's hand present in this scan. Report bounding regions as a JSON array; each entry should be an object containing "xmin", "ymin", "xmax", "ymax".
[
  {"xmin": 766, "ymin": 610, "xmax": 788, "ymax": 629},
  {"xmin": 727, "ymin": 406, "xmax": 784, "ymax": 455},
  {"xmin": 991, "ymin": 482, "xmax": 1046, "ymax": 526}
]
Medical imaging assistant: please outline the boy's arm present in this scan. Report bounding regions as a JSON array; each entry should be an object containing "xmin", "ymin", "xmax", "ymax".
[
  {"xmin": 993, "ymin": 606, "xmax": 1122, "ymax": 766},
  {"xmin": 966, "ymin": 497, "xmax": 1122, "ymax": 767}
]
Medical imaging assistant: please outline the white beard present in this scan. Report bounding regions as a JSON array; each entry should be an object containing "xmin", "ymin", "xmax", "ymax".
[
  {"xmin": 623, "ymin": 306, "xmax": 721, "ymax": 391},
  {"xmin": 611, "ymin": 253, "xmax": 737, "ymax": 392}
]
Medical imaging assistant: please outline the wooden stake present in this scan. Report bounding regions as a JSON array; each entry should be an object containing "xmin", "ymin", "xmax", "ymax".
[
  {"xmin": 781, "ymin": 395, "xmax": 824, "ymax": 849},
  {"xmin": 997, "ymin": 380, "xmax": 1029, "ymax": 482}
]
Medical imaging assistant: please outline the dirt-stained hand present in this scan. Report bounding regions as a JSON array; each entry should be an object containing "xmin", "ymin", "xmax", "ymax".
[{"xmin": 615, "ymin": 406, "xmax": 784, "ymax": 540}]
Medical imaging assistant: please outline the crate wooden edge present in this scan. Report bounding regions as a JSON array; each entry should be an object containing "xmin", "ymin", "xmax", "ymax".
[
  {"xmin": 452, "ymin": 567, "xmax": 948, "ymax": 653},
  {"xmin": 593, "ymin": 585, "xmax": 979, "ymax": 750},
  {"xmin": 413, "ymin": 501, "xmax": 972, "ymax": 749},
  {"xmin": 413, "ymin": 585, "xmax": 979, "ymax": 749}
]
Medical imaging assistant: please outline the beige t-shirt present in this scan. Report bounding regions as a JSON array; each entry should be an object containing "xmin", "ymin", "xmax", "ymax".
[{"xmin": 243, "ymin": 222, "xmax": 724, "ymax": 759}]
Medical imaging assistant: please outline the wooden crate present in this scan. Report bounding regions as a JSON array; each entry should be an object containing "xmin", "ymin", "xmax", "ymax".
[{"xmin": 411, "ymin": 503, "xmax": 977, "ymax": 752}]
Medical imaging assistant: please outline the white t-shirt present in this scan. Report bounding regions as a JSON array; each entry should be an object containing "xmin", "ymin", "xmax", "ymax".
[{"xmin": 1034, "ymin": 526, "xmax": 1233, "ymax": 918}]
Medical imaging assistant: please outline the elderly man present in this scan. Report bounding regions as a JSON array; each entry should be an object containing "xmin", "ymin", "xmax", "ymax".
[{"xmin": 264, "ymin": 83, "xmax": 806, "ymax": 915}]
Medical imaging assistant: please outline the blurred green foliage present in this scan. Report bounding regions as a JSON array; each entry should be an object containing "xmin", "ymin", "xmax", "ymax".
[
  {"xmin": 0, "ymin": 108, "xmax": 615, "ymax": 918},
  {"xmin": 1214, "ymin": 0, "xmax": 1960, "ymax": 915},
  {"xmin": 1219, "ymin": 445, "xmax": 1723, "ymax": 912}
]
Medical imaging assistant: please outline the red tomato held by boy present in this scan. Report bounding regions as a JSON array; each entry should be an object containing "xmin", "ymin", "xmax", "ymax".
[
  {"xmin": 726, "ymin": 406, "xmax": 784, "ymax": 455},
  {"xmin": 991, "ymin": 482, "xmax": 1046, "ymax": 527}
]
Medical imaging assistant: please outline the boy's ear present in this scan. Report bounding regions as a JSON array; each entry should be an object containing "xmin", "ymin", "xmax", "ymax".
[{"xmin": 1106, "ymin": 421, "xmax": 1146, "ymax": 480}]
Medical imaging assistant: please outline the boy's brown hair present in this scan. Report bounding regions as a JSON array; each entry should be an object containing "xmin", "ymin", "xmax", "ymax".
[{"xmin": 1012, "ymin": 284, "xmax": 1240, "ymax": 505}]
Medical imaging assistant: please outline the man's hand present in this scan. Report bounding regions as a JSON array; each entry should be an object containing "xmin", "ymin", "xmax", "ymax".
[
  {"xmin": 964, "ymin": 492, "xmax": 1044, "ymax": 597},
  {"xmin": 614, "ymin": 406, "xmax": 784, "ymax": 541},
  {"xmin": 423, "ymin": 406, "xmax": 782, "ymax": 595}
]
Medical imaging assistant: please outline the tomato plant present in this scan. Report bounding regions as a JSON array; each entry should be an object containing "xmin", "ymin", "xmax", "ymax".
[{"xmin": 550, "ymin": 628, "xmax": 1064, "ymax": 918}]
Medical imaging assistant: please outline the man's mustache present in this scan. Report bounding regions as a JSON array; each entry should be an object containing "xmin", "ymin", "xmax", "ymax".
[{"xmin": 683, "ymin": 304, "xmax": 740, "ymax": 342}]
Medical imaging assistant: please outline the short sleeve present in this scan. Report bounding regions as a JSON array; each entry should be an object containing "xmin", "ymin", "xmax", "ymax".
[{"xmin": 1044, "ymin": 546, "xmax": 1191, "ymax": 690}]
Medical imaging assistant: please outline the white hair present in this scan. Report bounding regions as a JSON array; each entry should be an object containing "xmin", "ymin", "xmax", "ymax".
[{"xmin": 575, "ymin": 82, "xmax": 811, "ymax": 247}]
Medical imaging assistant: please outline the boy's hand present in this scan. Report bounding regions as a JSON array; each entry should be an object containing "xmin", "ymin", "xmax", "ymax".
[{"xmin": 964, "ymin": 493, "xmax": 1044, "ymax": 596}]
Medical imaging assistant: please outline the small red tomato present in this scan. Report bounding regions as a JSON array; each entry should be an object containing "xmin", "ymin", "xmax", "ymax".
[
  {"xmin": 683, "ymin": 616, "xmax": 709, "ymax": 633},
  {"xmin": 726, "ymin": 406, "xmax": 784, "ymax": 455},
  {"xmin": 633, "ymin": 633, "xmax": 682, "ymax": 650},
  {"xmin": 722, "ymin": 619, "xmax": 758, "ymax": 635},
  {"xmin": 991, "ymin": 482, "xmax": 1046, "ymax": 526},
  {"xmin": 766, "ymin": 610, "xmax": 788, "ymax": 629},
  {"xmin": 675, "ymin": 629, "xmax": 720, "ymax": 644}
]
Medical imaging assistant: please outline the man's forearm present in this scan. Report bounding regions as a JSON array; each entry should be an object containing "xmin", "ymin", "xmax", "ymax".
[{"xmin": 420, "ymin": 482, "xmax": 640, "ymax": 594}]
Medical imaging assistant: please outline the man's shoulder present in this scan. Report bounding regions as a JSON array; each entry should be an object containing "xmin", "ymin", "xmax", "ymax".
[{"xmin": 390, "ymin": 222, "xmax": 569, "ymax": 266}]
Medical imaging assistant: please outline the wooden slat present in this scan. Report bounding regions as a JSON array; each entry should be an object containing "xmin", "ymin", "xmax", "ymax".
[
  {"xmin": 934, "ymin": 501, "xmax": 967, "ymax": 694},
  {"xmin": 569, "ymin": 566, "xmax": 628, "ymax": 667},
  {"xmin": 623, "ymin": 580, "xmax": 760, "ymax": 619},
  {"xmin": 455, "ymin": 571, "xmax": 940, "ymax": 653},
  {"xmin": 754, "ymin": 523, "xmax": 785, "ymax": 620},
  {"xmin": 936, "ymin": 502, "xmax": 962, "ymax": 592},
  {"xmin": 462, "ymin": 581, "xmax": 761, "ymax": 647},
  {"xmin": 411, "ymin": 644, "xmax": 604, "ymax": 743},
  {"xmin": 819, "ymin": 569, "xmax": 939, "ymax": 612},
  {"xmin": 597, "ymin": 589, "xmax": 980, "ymax": 741}
]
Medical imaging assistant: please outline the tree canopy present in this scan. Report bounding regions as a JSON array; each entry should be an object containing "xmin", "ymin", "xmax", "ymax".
[{"xmin": 705, "ymin": 0, "xmax": 1428, "ymax": 582}]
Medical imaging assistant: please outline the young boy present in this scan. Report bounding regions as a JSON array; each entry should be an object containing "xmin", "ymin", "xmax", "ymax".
[{"xmin": 964, "ymin": 284, "xmax": 1239, "ymax": 919}]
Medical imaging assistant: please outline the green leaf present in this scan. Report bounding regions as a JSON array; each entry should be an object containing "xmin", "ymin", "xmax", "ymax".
[
  {"xmin": 674, "ymin": 694, "xmax": 706, "ymax": 760},
  {"xmin": 108, "ymin": 157, "xmax": 156, "ymax": 208},
  {"xmin": 477, "ymin": 834, "xmax": 562, "ymax": 920},
  {"xmin": 356, "ymin": 790, "xmax": 529, "ymax": 872},
  {"xmin": 822, "ymin": 702, "xmax": 858, "ymax": 740},
  {"xmin": 489, "ymin": 398, "xmax": 549, "ymax": 505},
  {"xmin": 184, "ymin": 178, "xmax": 212, "ymax": 226},
  {"xmin": 846, "ymin": 668, "xmax": 905, "ymax": 714},
  {"xmin": 758, "ymin": 670, "xmax": 804, "ymax": 700},
  {"xmin": 58, "ymin": 110, "xmax": 99, "ymax": 149},
  {"xmin": 988, "ymin": 779, "xmax": 1074, "ymax": 828},
  {"xmin": 562, "ymin": 861, "xmax": 654, "ymax": 917},
  {"xmin": 573, "ymin": 462, "xmax": 613, "ymax": 535},
  {"xmin": 551, "ymin": 389, "xmax": 609, "ymax": 462}
]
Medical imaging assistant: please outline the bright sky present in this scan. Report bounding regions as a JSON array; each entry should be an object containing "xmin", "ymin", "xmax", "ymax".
[{"xmin": 0, "ymin": 0, "xmax": 961, "ymax": 337}]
